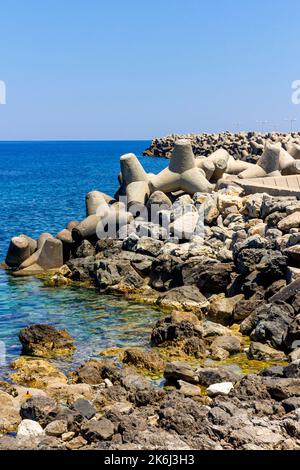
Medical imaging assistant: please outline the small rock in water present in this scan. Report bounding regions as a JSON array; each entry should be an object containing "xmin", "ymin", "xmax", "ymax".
[{"xmin": 207, "ymin": 382, "xmax": 234, "ymax": 397}]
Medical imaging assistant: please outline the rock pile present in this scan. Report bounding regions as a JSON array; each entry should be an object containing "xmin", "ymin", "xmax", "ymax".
[{"xmin": 143, "ymin": 131, "xmax": 300, "ymax": 160}]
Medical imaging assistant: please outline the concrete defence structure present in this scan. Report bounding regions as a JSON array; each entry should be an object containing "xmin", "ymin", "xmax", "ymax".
[{"xmin": 5, "ymin": 135, "xmax": 300, "ymax": 276}]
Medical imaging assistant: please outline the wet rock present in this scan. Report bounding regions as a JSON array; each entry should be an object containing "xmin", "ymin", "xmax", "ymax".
[
  {"xmin": 156, "ymin": 285, "xmax": 209, "ymax": 312},
  {"xmin": 11, "ymin": 357, "xmax": 68, "ymax": 388},
  {"xmin": 122, "ymin": 348, "xmax": 165, "ymax": 373},
  {"xmin": 19, "ymin": 324, "xmax": 75, "ymax": 358},
  {"xmin": 164, "ymin": 362, "xmax": 199, "ymax": 384},
  {"xmin": 81, "ymin": 418, "xmax": 115, "ymax": 442},
  {"xmin": 248, "ymin": 342, "xmax": 287, "ymax": 361}
]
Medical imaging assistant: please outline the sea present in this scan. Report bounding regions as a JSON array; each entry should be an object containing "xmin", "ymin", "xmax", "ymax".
[{"xmin": 0, "ymin": 141, "xmax": 167, "ymax": 378}]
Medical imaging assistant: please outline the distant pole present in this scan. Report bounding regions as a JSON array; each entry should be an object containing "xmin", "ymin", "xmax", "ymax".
[{"xmin": 284, "ymin": 118, "xmax": 297, "ymax": 132}]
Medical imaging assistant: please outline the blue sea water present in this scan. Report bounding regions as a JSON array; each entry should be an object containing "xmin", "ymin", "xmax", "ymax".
[{"xmin": 0, "ymin": 141, "xmax": 167, "ymax": 378}]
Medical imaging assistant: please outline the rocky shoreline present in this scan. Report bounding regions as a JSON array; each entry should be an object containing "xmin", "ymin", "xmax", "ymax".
[{"xmin": 1, "ymin": 137, "xmax": 300, "ymax": 450}]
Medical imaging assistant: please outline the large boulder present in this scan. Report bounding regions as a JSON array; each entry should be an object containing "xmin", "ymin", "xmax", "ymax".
[
  {"xmin": 0, "ymin": 391, "xmax": 21, "ymax": 433},
  {"xmin": 19, "ymin": 324, "xmax": 75, "ymax": 358}
]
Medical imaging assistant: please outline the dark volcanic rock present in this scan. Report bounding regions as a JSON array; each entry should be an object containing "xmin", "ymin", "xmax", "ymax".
[
  {"xmin": 20, "ymin": 396, "xmax": 59, "ymax": 427},
  {"xmin": 181, "ymin": 259, "xmax": 234, "ymax": 294},
  {"xmin": 19, "ymin": 324, "xmax": 75, "ymax": 358},
  {"xmin": 75, "ymin": 240, "xmax": 95, "ymax": 258}
]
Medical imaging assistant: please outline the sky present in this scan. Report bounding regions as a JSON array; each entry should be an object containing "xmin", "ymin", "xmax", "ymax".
[{"xmin": 0, "ymin": 0, "xmax": 299, "ymax": 140}]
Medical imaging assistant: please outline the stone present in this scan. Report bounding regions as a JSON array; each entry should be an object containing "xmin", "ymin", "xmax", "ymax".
[
  {"xmin": 210, "ymin": 334, "xmax": 241, "ymax": 355},
  {"xmin": 19, "ymin": 324, "xmax": 75, "ymax": 358},
  {"xmin": 278, "ymin": 212, "xmax": 300, "ymax": 232},
  {"xmin": 156, "ymin": 285, "xmax": 209, "ymax": 312},
  {"xmin": 209, "ymin": 293, "xmax": 244, "ymax": 325},
  {"xmin": 66, "ymin": 436, "xmax": 87, "ymax": 450},
  {"xmin": 81, "ymin": 418, "xmax": 115, "ymax": 442},
  {"xmin": 247, "ymin": 342, "xmax": 287, "ymax": 361},
  {"xmin": 135, "ymin": 237, "xmax": 163, "ymax": 257},
  {"xmin": 72, "ymin": 398, "xmax": 96, "ymax": 419},
  {"xmin": 20, "ymin": 396, "xmax": 59, "ymax": 427},
  {"xmin": 169, "ymin": 212, "xmax": 200, "ymax": 240},
  {"xmin": 17, "ymin": 419, "xmax": 45, "ymax": 438},
  {"xmin": 283, "ymin": 360, "xmax": 300, "ymax": 378},
  {"xmin": 164, "ymin": 362, "xmax": 199, "ymax": 384},
  {"xmin": 0, "ymin": 391, "xmax": 21, "ymax": 433},
  {"xmin": 197, "ymin": 367, "xmax": 239, "ymax": 386},
  {"xmin": 207, "ymin": 382, "xmax": 234, "ymax": 397},
  {"xmin": 122, "ymin": 349, "xmax": 164, "ymax": 373},
  {"xmin": 75, "ymin": 239, "xmax": 95, "ymax": 258},
  {"xmin": 44, "ymin": 419, "xmax": 68, "ymax": 437},
  {"xmin": 178, "ymin": 380, "xmax": 202, "ymax": 397},
  {"xmin": 11, "ymin": 357, "xmax": 67, "ymax": 388}
]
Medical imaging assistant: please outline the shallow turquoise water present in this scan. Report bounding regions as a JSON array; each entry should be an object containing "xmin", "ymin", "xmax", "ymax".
[{"xmin": 0, "ymin": 141, "xmax": 166, "ymax": 378}]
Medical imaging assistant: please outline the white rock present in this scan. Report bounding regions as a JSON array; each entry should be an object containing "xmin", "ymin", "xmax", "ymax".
[
  {"xmin": 17, "ymin": 419, "xmax": 45, "ymax": 438},
  {"xmin": 104, "ymin": 378, "xmax": 113, "ymax": 388},
  {"xmin": 207, "ymin": 382, "xmax": 234, "ymax": 397}
]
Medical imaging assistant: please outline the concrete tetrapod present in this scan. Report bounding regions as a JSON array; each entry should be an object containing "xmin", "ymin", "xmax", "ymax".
[
  {"xmin": 5, "ymin": 235, "xmax": 36, "ymax": 268},
  {"xmin": 13, "ymin": 238, "xmax": 63, "ymax": 276},
  {"xmin": 149, "ymin": 140, "xmax": 214, "ymax": 195},
  {"xmin": 120, "ymin": 153, "xmax": 150, "ymax": 208}
]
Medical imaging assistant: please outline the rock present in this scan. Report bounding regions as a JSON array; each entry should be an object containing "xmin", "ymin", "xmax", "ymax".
[
  {"xmin": 208, "ymin": 294, "xmax": 244, "ymax": 325},
  {"xmin": 46, "ymin": 383, "xmax": 93, "ymax": 404},
  {"xmin": 44, "ymin": 419, "xmax": 68, "ymax": 437},
  {"xmin": 243, "ymin": 302, "xmax": 294, "ymax": 350},
  {"xmin": 135, "ymin": 237, "xmax": 163, "ymax": 257},
  {"xmin": 210, "ymin": 334, "xmax": 241, "ymax": 355},
  {"xmin": 197, "ymin": 367, "xmax": 239, "ymax": 386},
  {"xmin": 156, "ymin": 285, "xmax": 209, "ymax": 312},
  {"xmin": 17, "ymin": 419, "xmax": 45, "ymax": 438},
  {"xmin": 0, "ymin": 391, "xmax": 21, "ymax": 433},
  {"xmin": 282, "ymin": 397, "xmax": 300, "ymax": 412},
  {"xmin": 202, "ymin": 321, "xmax": 232, "ymax": 337},
  {"xmin": 72, "ymin": 398, "xmax": 96, "ymax": 419},
  {"xmin": 19, "ymin": 324, "xmax": 75, "ymax": 358},
  {"xmin": 284, "ymin": 314, "xmax": 300, "ymax": 351},
  {"xmin": 169, "ymin": 211, "xmax": 199, "ymax": 240},
  {"xmin": 122, "ymin": 348, "xmax": 165, "ymax": 373},
  {"xmin": 65, "ymin": 436, "xmax": 87, "ymax": 450},
  {"xmin": 181, "ymin": 259, "xmax": 234, "ymax": 294},
  {"xmin": 164, "ymin": 362, "xmax": 199, "ymax": 384},
  {"xmin": 146, "ymin": 191, "xmax": 172, "ymax": 221},
  {"xmin": 278, "ymin": 212, "xmax": 300, "ymax": 232},
  {"xmin": 229, "ymin": 424, "xmax": 285, "ymax": 448},
  {"xmin": 207, "ymin": 382, "xmax": 234, "ymax": 397},
  {"xmin": 178, "ymin": 380, "xmax": 202, "ymax": 397},
  {"xmin": 11, "ymin": 357, "xmax": 67, "ymax": 388},
  {"xmin": 248, "ymin": 342, "xmax": 287, "ymax": 361},
  {"xmin": 20, "ymin": 396, "xmax": 59, "ymax": 427},
  {"xmin": 81, "ymin": 418, "xmax": 115, "ymax": 442},
  {"xmin": 265, "ymin": 378, "xmax": 300, "ymax": 400},
  {"xmin": 282, "ymin": 360, "xmax": 300, "ymax": 378},
  {"xmin": 75, "ymin": 240, "xmax": 95, "ymax": 258}
]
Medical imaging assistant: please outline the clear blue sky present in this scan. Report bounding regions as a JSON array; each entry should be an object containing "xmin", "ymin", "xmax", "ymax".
[{"xmin": 0, "ymin": 0, "xmax": 299, "ymax": 140}]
